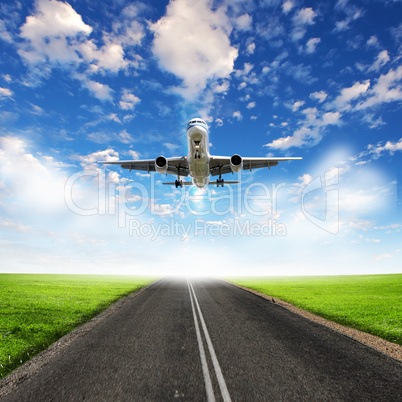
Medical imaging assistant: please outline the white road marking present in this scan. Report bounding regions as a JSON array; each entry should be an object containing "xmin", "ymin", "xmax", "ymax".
[
  {"xmin": 187, "ymin": 279, "xmax": 215, "ymax": 402},
  {"xmin": 187, "ymin": 279, "xmax": 232, "ymax": 402}
]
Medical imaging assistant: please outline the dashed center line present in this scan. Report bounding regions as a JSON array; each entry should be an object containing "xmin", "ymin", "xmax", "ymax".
[{"xmin": 187, "ymin": 279, "xmax": 231, "ymax": 402}]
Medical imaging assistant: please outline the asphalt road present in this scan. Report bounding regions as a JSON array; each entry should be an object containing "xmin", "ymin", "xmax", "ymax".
[{"xmin": 2, "ymin": 278, "xmax": 401, "ymax": 401}]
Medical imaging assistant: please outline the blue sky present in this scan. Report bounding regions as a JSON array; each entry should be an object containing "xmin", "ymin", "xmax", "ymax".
[{"xmin": 0, "ymin": 0, "xmax": 401, "ymax": 276}]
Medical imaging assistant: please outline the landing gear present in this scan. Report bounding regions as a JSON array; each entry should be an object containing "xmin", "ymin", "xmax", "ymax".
[
  {"xmin": 217, "ymin": 166, "xmax": 224, "ymax": 187},
  {"xmin": 194, "ymin": 141, "xmax": 201, "ymax": 159},
  {"xmin": 175, "ymin": 166, "xmax": 183, "ymax": 188},
  {"xmin": 217, "ymin": 178, "xmax": 224, "ymax": 187}
]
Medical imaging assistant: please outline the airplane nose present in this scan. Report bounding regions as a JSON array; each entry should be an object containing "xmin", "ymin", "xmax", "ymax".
[{"xmin": 187, "ymin": 125, "xmax": 206, "ymax": 142}]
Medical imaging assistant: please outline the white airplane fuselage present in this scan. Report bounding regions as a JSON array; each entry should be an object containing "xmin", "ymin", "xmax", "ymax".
[
  {"xmin": 186, "ymin": 120, "xmax": 210, "ymax": 188},
  {"xmin": 97, "ymin": 118, "xmax": 302, "ymax": 189}
]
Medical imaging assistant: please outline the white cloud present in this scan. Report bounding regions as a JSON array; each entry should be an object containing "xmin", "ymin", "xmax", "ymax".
[
  {"xmin": 282, "ymin": 1, "xmax": 295, "ymax": 14},
  {"xmin": 367, "ymin": 138, "xmax": 402, "ymax": 157},
  {"xmin": 246, "ymin": 42, "xmax": 256, "ymax": 55},
  {"xmin": 334, "ymin": 0, "xmax": 364, "ymax": 32},
  {"xmin": 362, "ymin": 114, "xmax": 385, "ymax": 129},
  {"xmin": 107, "ymin": 171, "xmax": 120, "ymax": 185},
  {"xmin": 374, "ymin": 253, "xmax": 392, "ymax": 261},
  {"xmin": 257, "ymin": 16, "xmax": 285, "ymax": 43},
  {"xmin": 286, "ymin": 63, "xmax": 317, "ymax": 84},
  {"xmin": 79, "ymin": 41, "xmax": 126, "ymax": 73},
  {"xmin": 265, "ymin": 126, "xmax": 310, "ymax": 149},
  {"xmin": 310, "ymin": 90, "xmax": 327, "ymax": 103},
  {"xmin": 367, "ymin": 35, "xmax": 379, "ymax": 47},
  {"xmin": 128, "ymin": 150, "xmax": 140, "ymax": 160},
  {"xmin": 0, "ymin": 19, "xmax": 13, "ymax": 43},
  {"xmin": 17, "ymin": 0, "xmax": 145, "ymax": 101},
  {"xmin": 29, "ymin": 103, "xmax": 44, "ymax": 115},
  {"xmin": 119, "ymin": 91, "xmax": 141, "ymax": 110},
  {"xmin": 70, "ymin": 233, "xmax": 107, "ymax": 247},
  {"xmin": 288, "ymin": 173, "xmax": 313, "ymax": 202},
  {"xmin": 293, "ymin": 7, "xmax": 316, "ymax": 25},
  {"xmin": 150, "ymin": 0, "xmax": 238, "ymax": 99},
  {"xmin": 0, "ymin": 87, "xmax": 12, "ymax": 98},
  {"xmin": 42, "ymin": 155, "xmax": 74, "ymax": 168},
  {"xmin": 79, "ymin": 149, "xmax": 119, "ymax": 167},
  {"xmin": 390, "ymin": 22, "xmax": 402, "ymax": 49},
  {"xmin": 214, "ymin": 81, "xmax": 230, "ymax": 93},
  {"xmin": 0, "ymin": 218, "xmax": 33, "ymax": 233},
  {"xmin": 348, "ymin": 220, "xmax": 374, "ymax": 232},
  {"xmin": 333, "ymin": 80, "xmax": 370, "ymax": 110},
  {"xmin": 112, "ymin": 5, "xmax": 145, "ymax": 47},
  {"xmin": 234, "ymin": 14, "xmax": 252, "ymax": 31},
  {"xmin": 235, "ymin": 62, "xmax": 254, "ymax": 77},
  {"xmin": 292, "ymin": 100, "xmax": 305, "ymax": 111},
  {"xmin": 375, "ymin": 250, "xmax": 400, "ymax": 261},
  {"xmin": 19, "ymin": 0, "xmax": 92, "ymax": 65},
  {"xmin": 107, "ymin": 113, "xmax": 121, "ymax": 124},
  {"xmin": 356, "ymin": 66, "xmax": 402, "ymax": 110},
  {"xmin": 265, "ymin": 109, "xmax": 341, "ymax": 149},
  {"xmin": 18, "ymin": 0, "xmax": 144, "ymax": 72},
  {"xmin": 84, "ymin": 80, "xmax": 114, "ymax": 102},
  {"xmin": 86, "ymin": 132, "xmax": 111, "ymax": 144},
  {"xmin": 291, "ymin": 8, "xmax": 317, "ymax": 41},
  {"xmin": 374, "ymin": 224, "xmax": 402, "ymax": 232},
  {"xmin": 339, "ymin": 190, "xmax": 376, "ymax": 212},
  {"xmin": 368, "ymin": 50, "xmax": 390, "ymax": 72},
  {"xmin": 322, "ymin": 111, "xmax": 341, "ymax": 125},
  {"xmin": 0, "ymin": 136, "xmax": 72, "ymax": 214},
  {"xmin": 246, "ymin": 101, "xmax": 256, "ymax": 109},
  {"xmin": 164, "ymin": 142, "xmax": 180, "ymax": 152},
  {"xmin": 118, "ymin": 130, "xmax": 133, "ymax": 144},
  {"xmin": 233, "ymin": 111, "xmax": 242, "ymax": 120},
  {"xmin": 149, "ymin": 200, "xmax": 178, "ymax": 216},
  {"xmin": 305, "ymin": 37, "xmax": 321, "ymax": 53}
]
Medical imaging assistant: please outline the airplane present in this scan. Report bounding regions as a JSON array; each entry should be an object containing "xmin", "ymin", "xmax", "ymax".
[{"xmin": 97, "ymin": 118, "xmax": 302, "ymax": 189}]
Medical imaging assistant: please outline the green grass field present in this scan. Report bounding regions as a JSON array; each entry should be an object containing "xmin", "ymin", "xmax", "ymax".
[
  {"xmin": 0, "ymin": 274, "xmax": 156, "ymax": 379},
  {"xmin": 229, "ymin": 274, "xmax": 402, "ymax": 346}
]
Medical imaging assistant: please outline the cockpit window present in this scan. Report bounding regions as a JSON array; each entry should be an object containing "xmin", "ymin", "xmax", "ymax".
[{"xmin": 187, "ymin": 119, "xmax": 207, "ymax": 127}]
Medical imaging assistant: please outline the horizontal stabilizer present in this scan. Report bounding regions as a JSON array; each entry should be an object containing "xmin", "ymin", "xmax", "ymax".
[
  {"xmin": 163, "ymin": 182, "xmax": 193, "ymax": 186},
  {"xmin": 209, "ymin": 181, "xmax": 239, "ymax": 185},
  {"xmin": 162, "ymin": 181, "xmax": 239, "ymax": 186}
]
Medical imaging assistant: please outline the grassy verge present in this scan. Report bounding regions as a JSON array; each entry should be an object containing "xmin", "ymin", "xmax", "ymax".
[
  {"xmin": 229, "ymin": 274, "xmax": 402, "ymax": 345},
  {"xmin": 0, "ymin": 274, "xmax": 156, "ymax": 379}
]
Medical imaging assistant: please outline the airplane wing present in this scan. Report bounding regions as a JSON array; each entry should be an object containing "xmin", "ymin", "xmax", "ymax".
[
  {"xmin": 209, "ymin": 156, "xmax": 302, "ymax": 176},
  {"xmin": 97, "ymin": 157, "xmax": 190, "ymax": 177}
]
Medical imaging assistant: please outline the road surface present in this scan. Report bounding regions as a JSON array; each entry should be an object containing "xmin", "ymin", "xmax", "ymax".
[{"xmin": 1, "ymin": 278, "xmax": 401, "ymax": 401}]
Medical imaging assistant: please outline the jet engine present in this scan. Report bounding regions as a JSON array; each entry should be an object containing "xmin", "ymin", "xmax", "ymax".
[
  {"xmin": 230, "ymin": 154, "xmax": 243, "ymax": 173},
  {"xmin": 155, "ymin": 156, "xmax": 168, "ymax": 174}
]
